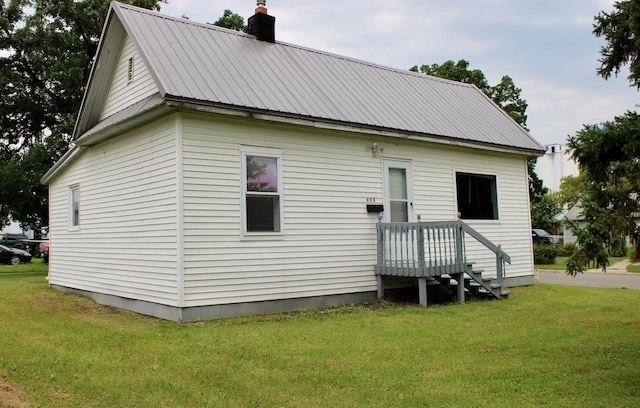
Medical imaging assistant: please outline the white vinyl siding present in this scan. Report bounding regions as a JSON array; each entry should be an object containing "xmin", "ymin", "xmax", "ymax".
[
  {"xmin": 180, "ymin": 113, "xmax": 533, "ymax": 307},
  {"xmin": 100, "ymin": 35, "xmax": 157, "ymax": 120},
  {"xmin": 48, "ymin": 111, "xmax": 533, "ymax": 312},
  {"xmin": 409, "ymin": 145, "xmax": 532, "ymax": 280},
  {"xmin": 181, "ymin": 114, "xmax": 382, "ymax": 307},
  {"xmin": 48, "ymin": 116, "xmax": 180, "ymax": 306}
]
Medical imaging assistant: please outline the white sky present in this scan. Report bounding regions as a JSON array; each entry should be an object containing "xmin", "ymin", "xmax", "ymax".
[{"xmin": 159, "ymin": 0, "xmax": 637, "ymax": 146}]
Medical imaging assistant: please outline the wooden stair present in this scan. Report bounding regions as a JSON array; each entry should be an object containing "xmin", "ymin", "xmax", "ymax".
[{"xmin": 432, "ymin": 263, "xmax": 509, "ymax": 303}]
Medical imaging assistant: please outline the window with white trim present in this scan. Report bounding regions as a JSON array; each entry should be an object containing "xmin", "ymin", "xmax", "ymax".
[
  {"xmin": 242, "ymin": 153, "xmax": 282, "ymax": 233},
  {"xmin": 69, "ymin": 185, "xmax": 80, "ymax": 229},
  {"xmin": 455, "ymin": 172, "xmax": 498, "ymax": 220}
]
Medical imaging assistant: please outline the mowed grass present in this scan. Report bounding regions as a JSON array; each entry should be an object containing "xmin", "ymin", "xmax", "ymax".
[
  {"xmin": 1, "ymin": 267, "xmax": 639, "ymax": 407},
  {"xmin": 627, "ymin": 264, "xmax": 640, "ymax": 273},
  {"xmin": 0, "ymin": 257, "xmax": 49, "ymax": 274},
  {"xmin": 535, "ymin": 256, "xmax": 627, "ymax": 271}
]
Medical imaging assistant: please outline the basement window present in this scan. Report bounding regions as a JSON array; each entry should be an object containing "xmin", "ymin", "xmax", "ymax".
[
  {"xmin": 242, "ymin": 152, "xmax": 283, "ymax": 233},
  {"xmin": 456, "ymin": 172, "xmax": 498, "ymax": 220}
]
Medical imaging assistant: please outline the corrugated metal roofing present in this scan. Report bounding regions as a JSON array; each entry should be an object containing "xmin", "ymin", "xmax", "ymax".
[
  {"xmin": 103, "ymin": 2, "xmax": 543, "ymax": 153},
  {"xmin": 79, "ymin": 93, "xmax": 164, "ymax": 143}
]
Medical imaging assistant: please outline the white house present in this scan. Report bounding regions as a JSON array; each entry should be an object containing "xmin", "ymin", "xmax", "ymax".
[{"xmin": 42, "ymin": 2, "xmax": 545, "ymax": 321}]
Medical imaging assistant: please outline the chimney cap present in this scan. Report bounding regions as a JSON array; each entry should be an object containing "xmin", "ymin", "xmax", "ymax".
[{"xmin": 255, "ymin": 0, "xmax": 268, "ymax": 14}]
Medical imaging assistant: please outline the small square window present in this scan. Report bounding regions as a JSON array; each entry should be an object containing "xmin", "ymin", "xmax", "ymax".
[
  {"xmin": 456, "ymin": 172, "xmax": 498, "ymax": 220},
  {"xmin": 243, "ymin": 154, "xmax": 282, "ymax": 233}
]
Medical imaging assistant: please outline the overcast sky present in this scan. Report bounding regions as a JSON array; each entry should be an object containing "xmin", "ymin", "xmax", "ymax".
[{"xmin": 158, "ymin": 0, "xmax": 637, "ymax": 146}]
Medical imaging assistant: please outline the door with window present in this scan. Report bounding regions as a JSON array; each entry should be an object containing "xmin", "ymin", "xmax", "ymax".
[{"xmin": 383, "ymin": 160, "xmax": 413, "ymax": 222}]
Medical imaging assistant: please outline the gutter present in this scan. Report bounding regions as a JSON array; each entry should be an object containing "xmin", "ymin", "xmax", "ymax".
[
  {"xmin": 41, "ymin": 144, "xmax": 86, "ymax": 185},
  {"xmin": 41, "ymin": 99, "xmax": 173, "ymax": 185},
  {"xmin": 165, "ymin": 98, "xmax": 546, "ymax": 157}
]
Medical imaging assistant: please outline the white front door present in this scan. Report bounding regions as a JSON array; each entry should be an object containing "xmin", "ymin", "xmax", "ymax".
[{"xmin": 383, "ymin": 160, "xmax": 413, "ymax": 222}]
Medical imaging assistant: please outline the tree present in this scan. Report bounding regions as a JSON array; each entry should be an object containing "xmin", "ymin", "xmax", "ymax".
[
  {"xmin": 0, "ymin": 0, "xmax": 161, "ymax": 232},
  {"xmin": 212, "ymin": 9, "xmax": 247, "ymax": 32},
  {"xmin": 530, "ymin": 192, "xmax": 562, "ymax": 233},
  {"xmin": 557, "ymin": 174, "xmax": 587, "ymax": 210},
  {"xmin": 560, "ymin": 1, "xmax": 640, "ymax": 273},
  {"xmin": 412, "ymin": 60, "xmax": 490, "ymax": 94},
  {"xmin": 593, "ymin": 0, "xmax": 640, "ymax": 88},
  {"xmin": 565, "ymin": 113, "xmax": 640, "ymax": 274},
  {"xmin": 528, "ymin": 158, "xmax": 548, "ymax": 203}
]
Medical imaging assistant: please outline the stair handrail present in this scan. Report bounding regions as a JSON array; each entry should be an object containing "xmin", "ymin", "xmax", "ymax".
[
  {"xmin": 458, "ymin": 221, "xmax": 511, "ymax": 287},
  {"xmin": 458, "ymin": 222, "xmax": 511, "ymax": 264}
]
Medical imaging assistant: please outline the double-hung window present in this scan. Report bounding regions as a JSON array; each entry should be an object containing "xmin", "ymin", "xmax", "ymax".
[
  {"xmin": 455, "ymin": 172, "xmax": 498, "ymax": 220},
  {"xmin": 242, "ymin": 152, "xmax": 283, "ymax": 233}
]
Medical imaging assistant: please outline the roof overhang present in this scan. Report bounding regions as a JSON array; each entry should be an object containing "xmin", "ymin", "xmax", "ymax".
[
  {"xmin": 164, "ymin": 97, "xmax": 546, "ymax": 157},
  {"xmin": 72, "ymin": 8, "xmax": 129, "ymax": 140},
  {"xmin": 42, "ymin": 98, "xmax": 173, "ymax": 185}
]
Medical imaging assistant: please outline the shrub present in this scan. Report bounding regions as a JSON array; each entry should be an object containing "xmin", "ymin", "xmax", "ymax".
[
  {"xmin": 610, "ymin": 236, "xmax": 627, "ymax": 257},
  {"xmin": 557, "ymin": 243, "xmax": 578, "ymax": 257},
  {"xmin": 628, "ymin": 246, "xmax": 638, "ymax": 263},
  {"xmin": 534, "ymin": 244, "xmax": 558, "ymax": 265}
]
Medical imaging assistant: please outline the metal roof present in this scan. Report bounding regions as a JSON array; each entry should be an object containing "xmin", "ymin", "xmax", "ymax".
[{"xmin": 79, "ymin": 2, "xmax": 544, "ymax": 154}]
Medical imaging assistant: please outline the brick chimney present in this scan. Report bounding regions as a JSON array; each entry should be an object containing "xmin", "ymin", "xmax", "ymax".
[{"xmin": 248, "ymin": 1, "xmax": 275, "ymax": 43}]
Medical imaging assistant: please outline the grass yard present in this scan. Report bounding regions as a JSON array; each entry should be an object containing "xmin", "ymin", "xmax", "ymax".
[
  {"xmin": 0, "ymin": 257, "xmax": 49, "ymax": 275},
  {"xmin": 1, "ymin": 266, "xmax": 639, "ymax": 407},
  {"xmin": 627, "ymin": 264, "xmax": 640, "ymax": 273},
  {"xmin": 535, "ymin": 256, "xmax": 626, "ymax": 271}
]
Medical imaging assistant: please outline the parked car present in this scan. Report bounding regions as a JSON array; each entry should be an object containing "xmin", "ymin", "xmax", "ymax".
[
  {"xmin": 532, "ymin": 229, "xmax": 563, "ymax": 246},
  {"xmin": 0, "ymin": 244, "xmax": 32, "ymax": 265},
  {"xmin": 0, "ymin": 233, "xmax": 28, "ymax": 248},
  {"xmin": 38, "ymin": 241, "xmax": 49, "ymax": 263}
]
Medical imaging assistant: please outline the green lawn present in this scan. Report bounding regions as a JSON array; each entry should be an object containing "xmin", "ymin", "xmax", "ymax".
[
  {"xmin": 628, "ymin": 264, "xmax": 640, "ymax": 273},
  {"xmin": 0, "ymin": 257, "xmax": 48, "ymax": 274},
  {"xmin": 535, "ymin": 256, "xmax": 627, "ymax": 271},
  {"xmin": 1, "ymin": 266, "xmax": 639, "ymax": 407}
]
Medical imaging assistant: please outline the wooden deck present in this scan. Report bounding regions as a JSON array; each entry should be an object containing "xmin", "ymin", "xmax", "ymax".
[{"xmin": 375, "ymin": 217, "xmax": 510, "ymax": 305}]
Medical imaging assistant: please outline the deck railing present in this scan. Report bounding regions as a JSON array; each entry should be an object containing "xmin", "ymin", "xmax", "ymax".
[{"xmin": 375, "ymin": 216, "xmax": 511, "ymax": 285}]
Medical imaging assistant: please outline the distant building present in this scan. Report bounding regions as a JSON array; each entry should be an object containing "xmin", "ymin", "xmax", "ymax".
[
  {"xmin": 1, "ymin": 221, "xmax": 31, "ymax": 237},
  {"xmin": 534, "ymin": 143, "xmax": 579, "ymax": 193},
  {"xmin": 535, "ymin": 143, "xmax": 581, "ymax": 244}
]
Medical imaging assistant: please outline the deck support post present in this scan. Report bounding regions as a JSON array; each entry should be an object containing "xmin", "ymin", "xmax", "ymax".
[
  {"xmin": 418, "ymin": 277, "xmax": 428, "ymax": 306},
  {"xmin": 376, "ymin": 275, "xmax": 384, "ymax": 299},
  {"xmin": 455, "ymin": 272, "xmax": 465, "ymax": 303}
]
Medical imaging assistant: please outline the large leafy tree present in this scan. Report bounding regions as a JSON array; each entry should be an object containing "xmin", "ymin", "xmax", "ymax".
[
  {"xmin": 527, "ymin": 157, "xmax": 560, "ymax": 232},
  {"xmin": 530, "ymin": 192, "xmax": 562, "ymax": 233},
  {"xmin": 212, "ymin": 9, "xmax": 246, "ymax": 32},
  {"xmin": 0, "ymin": 0, "xmax": 160, "ymax": 233}
]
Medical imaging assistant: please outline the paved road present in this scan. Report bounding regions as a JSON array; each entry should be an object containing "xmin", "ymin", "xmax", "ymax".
[{"xmin": 537, "ymin": 262, "xmax": 640, "ymax": 289}]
